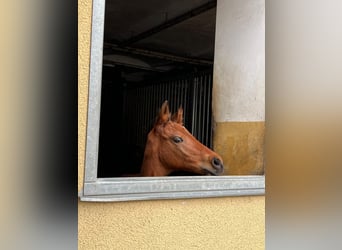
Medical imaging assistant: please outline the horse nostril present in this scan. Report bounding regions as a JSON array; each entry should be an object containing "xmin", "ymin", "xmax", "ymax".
[{"xmin": 211, "ymin": 157, "xmax": 223, "ymax": 171}]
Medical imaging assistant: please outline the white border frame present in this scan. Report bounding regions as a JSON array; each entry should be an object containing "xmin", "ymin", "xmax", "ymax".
[{"xmin": 79, "ymin": 0, "xmax": 265, "ymax": 202}]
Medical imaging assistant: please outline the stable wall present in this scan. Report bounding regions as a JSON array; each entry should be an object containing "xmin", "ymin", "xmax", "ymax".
[
  {"xmin": 78, "ymin": 0, "xmax": 265, "ymax": 249},
  {"xmin": 213, "ymin": 0, "xmax": 265, "ymax": 175}
]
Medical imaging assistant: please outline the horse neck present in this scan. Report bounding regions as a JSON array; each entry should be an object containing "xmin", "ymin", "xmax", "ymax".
[
  {"xmin": 140, "ymin": 129, "xmax": 172, "ymax": 176},
  {"xmin": 140, "ymin": 155, "xmax": 170, "ymax": 176}
]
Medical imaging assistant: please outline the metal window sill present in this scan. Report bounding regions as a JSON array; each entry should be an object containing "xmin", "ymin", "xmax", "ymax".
[{"xmin": 79, "ymin": 175, "xmax": 265, "ymax": 202}]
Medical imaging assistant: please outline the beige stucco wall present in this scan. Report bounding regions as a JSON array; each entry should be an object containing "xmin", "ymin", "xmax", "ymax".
[
  {"xmin": 78, "ymin": 0, "xmax": 264, "ymax": 249},
  {"xmin": 79, "ymin": 198, "xmax": 264, "ymax": 250}
]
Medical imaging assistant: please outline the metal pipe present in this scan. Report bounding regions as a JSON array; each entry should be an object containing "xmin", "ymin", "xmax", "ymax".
[{"xmin": 104, "ymin": 43, "xmax": 213, "ymax": 66}]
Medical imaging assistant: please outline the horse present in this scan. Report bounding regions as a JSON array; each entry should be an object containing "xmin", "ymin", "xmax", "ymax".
[{"xmin": 140, "ymin": 100, "xmax": 224, "ymax": 176}]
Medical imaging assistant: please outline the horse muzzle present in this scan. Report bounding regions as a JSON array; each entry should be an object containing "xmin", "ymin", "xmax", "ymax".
[{"xmin": 202, "ymin": 157, "xmax": 224, "ymax": 175}]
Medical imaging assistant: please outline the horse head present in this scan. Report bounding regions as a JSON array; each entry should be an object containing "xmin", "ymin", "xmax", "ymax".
[{"xmin": 140, "ymin": 101, "xmax": 224, "ymax": 176}]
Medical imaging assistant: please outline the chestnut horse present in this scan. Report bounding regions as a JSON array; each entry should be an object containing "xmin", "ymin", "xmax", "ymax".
[{"xmin": 140, "ymin": 101, "xmax": 224, "ymax": 176}]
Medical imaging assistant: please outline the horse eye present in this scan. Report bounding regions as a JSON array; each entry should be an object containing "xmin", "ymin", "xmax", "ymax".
[{"xmin": 172, "ymin": 136, "xmax": 183, "ymax": 143}]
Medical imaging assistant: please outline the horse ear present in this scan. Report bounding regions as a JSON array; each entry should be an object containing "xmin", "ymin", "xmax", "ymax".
[
  {"xmin": 156, "ymin": 100, "xmax": 170, "ymax": 125},
  {"xmin": 171, "ymin": 106, "xmax": 183, "ymax": 125}
]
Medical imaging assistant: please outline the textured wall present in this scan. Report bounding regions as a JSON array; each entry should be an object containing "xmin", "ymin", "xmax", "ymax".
[
  {"xmin": 78, "ymin": 0, "xmax": 264, "ymax": 249},
  {"xmin": 213, "ymin": 0, "xmax": 265, "ymax": 122},
  {"xmin": 78, "ymin": 0, "xmax": 92, "ymax": 192},
  {"xmin": 79, "ymin": 197, "xmax": 264, "ymax": 250},
  {"xmin": 214, "ymin": 122, "xmax": 265, "ymax": 175},
  {"xmin": 213, "ymin": 0, "xmax": 265, "ymax": 174}
]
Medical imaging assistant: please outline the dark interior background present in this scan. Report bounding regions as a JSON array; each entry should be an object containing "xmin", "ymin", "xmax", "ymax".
[{"xmin": 97, "ymin": 0, "xmax": 217, "ymax": 177}]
